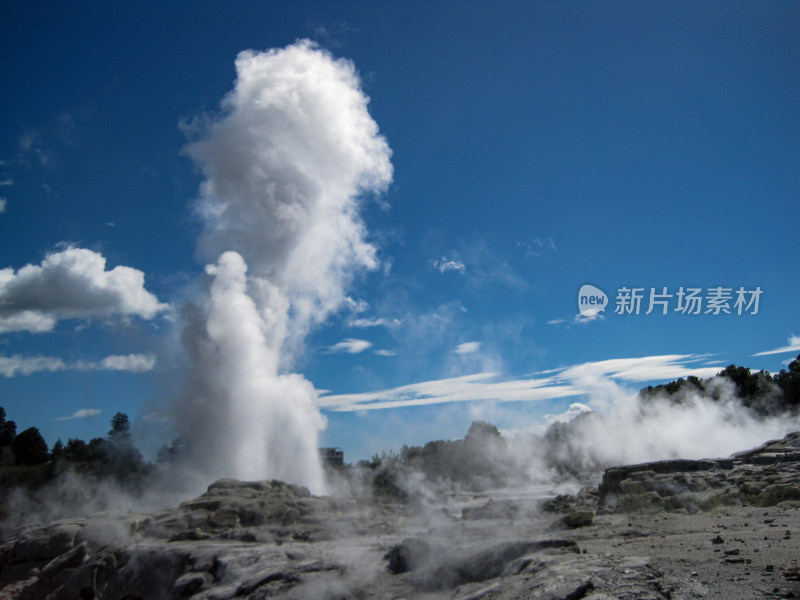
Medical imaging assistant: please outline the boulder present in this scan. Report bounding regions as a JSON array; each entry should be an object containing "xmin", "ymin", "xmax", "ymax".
[{"xmin": 386, "ymin": 537, "xmax": 578, "ymax": 590}]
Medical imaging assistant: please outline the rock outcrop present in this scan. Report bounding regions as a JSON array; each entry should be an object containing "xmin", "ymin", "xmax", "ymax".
[
  {"xmin": 598, "ymin": 431, "xmax": 800, "ymax": 513},
  {"xmin": 0, "ymin": 479, "xmax": 389, "ymax": 600},
  {"xmin": 385, "ymin": 537, "xmax": 578, "ymax": 590}
]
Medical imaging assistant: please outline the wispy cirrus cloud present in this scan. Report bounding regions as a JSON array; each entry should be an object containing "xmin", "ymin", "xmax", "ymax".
[
  {"xmin": 0, "ymin": 179, "xmax": 9, "ymax": 214},
  {"xmin": 319, "ymin": 371, "xmax": 582, "ymax": 412},
  {"xmin": 0, "ymin": 355, "xmax": 65, "ymax": 377},
  {"xmin": 326, "ymin": 338, "xmax": 373, "ymax": 354},
  {"xmin": 374, "ymin": 349, "xmax": 397, "ymax": 357},
  {"xmin": 456, "ymin": 239, "xmax": 528, "ymax": 291},
  {"xmin": 318, "ymin": 354, "xmax": 720, "ymax": 412},
  {"xmin": 453, "ymin": 341, "xmax": 481, "ymax": 355},
  {"xmin": 516, "ymin": 237, "xmax": 556, "ymax": 258},
  {"xmin": 548, "ymin": 312, "xmax": 605, "ymax": 327},
  {"xmin": 97, "ymin": 353, "xmax": 157, "ymax": 372},
  {"xmin": 555, "ymin": 354, "xmax": 719, "ymax": 383},
  {"xmin": 0, "ymin": 353, "xmax": 157, "ymax": 378},
  {"xmin": 348, "ymin": 316, "xmax": 403, "ymax": 328},
  {"xmin": 343, "ymin": 297, "xmax": 369, "ymax": 313},
  {"xmin": 572, "ymin": 312, "xmax": 604, "ymax": 325},
  {"xmin": 56, "ymin": 408, "xmax": 102, "ymax": 421},
  {"xmin": 753, "ymin": 335, "xmax": 800, "ymax": 357}
]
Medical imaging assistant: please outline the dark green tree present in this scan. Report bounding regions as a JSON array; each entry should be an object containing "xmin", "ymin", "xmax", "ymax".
[
  {"xmin": 102, "ymin": 413, "xmax": 148, "ymax": 484},
  {"xmin": 64, "ymin": 438, "xmax": 91, "ymax": 462},
  {"xmin": 108, "ymin": 412, "xmax": 132, "ymax": 439},
  {"xmin": 774, "ymin": 354, "xmax": 800, "ymax": 410},
  {"xmin": 0, "ymin": 406, "xmax": 17, "ymax": 446},
  {"xmin": 12, "ymin": 427, "xmax": 50, "ymax": 465},
  {"xmin": 51, "ymin": 438, "xmax": 65, "ymax": 460}
]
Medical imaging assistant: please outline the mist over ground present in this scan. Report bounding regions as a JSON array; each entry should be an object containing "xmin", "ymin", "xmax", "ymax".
[
  {"xmin": 2, "ymin": 353, "xmax": 798, "ymax": 531},
  {"xmin": 338, "ymin": 359, "xmax": 800, "ymax": 502}
]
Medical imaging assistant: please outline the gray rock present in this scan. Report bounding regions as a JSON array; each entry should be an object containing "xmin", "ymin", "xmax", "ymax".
[
  {"xmin": 172, "ymin": 571, "xmax": 214, "ymax": 596},
  {"xmin": 387, "ymin": 537, "xmax": 578, "ymax": 591},
  {"xmin": 2, "ymin": 433, "xmax": 799, "ymax": 600},
  {"xmin": 40, "ymin": 541, "xmax": 89, "ymax": 578},
  {"xmin": 561, "ymin": 511, "xmax": 595, "ymax": 529},
  {"xmin": 12, "ymin": 523, "xmax": 81, "ymax": 562},
  {"xmin": 598, "ymin": 431, "xmax": 800, "ymax": 514}
]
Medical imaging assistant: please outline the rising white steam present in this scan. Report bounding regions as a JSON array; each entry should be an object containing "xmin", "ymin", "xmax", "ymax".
[
  {"xmin": 177, "ymin": 41, "xmax": 392, "ymax": 493},
  {"xmin": 184, "ymin": 40, "xmax": 392, "ymax": 354},
  {"xmin": 528, "ymin": 374, "xmax": 800, "ymax": 479}
]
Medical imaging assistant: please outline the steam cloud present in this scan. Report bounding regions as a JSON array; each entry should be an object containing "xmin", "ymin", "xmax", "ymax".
[
  {"xmin": 534, "ymin": 376, "xmax": 800, "ymax": 476},
  {"xmin": 176, "ymin": 41, "xmax": 392, "ymax": 493}
]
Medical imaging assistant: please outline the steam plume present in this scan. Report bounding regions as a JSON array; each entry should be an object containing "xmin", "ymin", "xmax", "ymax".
[
  {"xmin": 177, "ymin": 41, "xmax": 392, "ymax": 492},
  {"xmin": 523, "ymin": 375, "xmax": 800, "ymax": 480}
]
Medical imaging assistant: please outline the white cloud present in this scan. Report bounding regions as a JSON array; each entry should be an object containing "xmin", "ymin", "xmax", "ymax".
[
  {"xmin": 453, "ymin": 341, "xmax": 481, "ymax": 354},
  {"xmin": 753, "ymin": 335, "xmax": 800, "ymax": 356},
  {"xmin": 319, "ymin": 372, "xmax": 582, "ymax": 412},
  {"xmin": 99, "ymin": 353, "xmax": 157, "ymax": 372},
  {"xmin": 0, "ymin": 353, "xmax": 157, "ymax": 377},
  {"xmin": 56, "ymin": 408, "xmax": 102, "ymax": 421},
  {"xmin": 0, "ymin": 247, "xmax": 169, "ymax": 333},
  {"xmin": 343, "ymin": 297, "xmax": 369, "ymax": 313},
  {"xmin": 0, "ymin": 355, "xmax": 66, "ymax": 377},
  {"xmin": 374, "ymin": 349, "xmax": 397, "ymax": 357},
  {"xmin": 546, "ymin": 313, "xmax": 605, "ymax": 327},
  {"xmin": 0, "ymin": 197, "xmax": 6, "ymax": 213},
  {"xmin": 0, "ymin": 311, "xmax": 56, "ymax": 333},
  {"xmin": 558, "ymin": 354, "xmax": 719, "ymax": 384},
  {"xmin": 433, "ymin": 257, "xmax": 466, "ymax": 274},
  {"xmin": 573, "ymin": 312, "xmax": 604, "ymax": 325},
  {"xmin": 327, "ymin": 338, "xmax": 373, "ymax": 354},
  {"xmin": 318, "ymin": 354, "xmax": 722, "ymax": 412},
  {"xmin": 0, "ymin": 179, "xmax": 13, "ymax": 187},
  {"xmin": 348, "ymin": 316, "xmax": 403, "ymax": 328}
]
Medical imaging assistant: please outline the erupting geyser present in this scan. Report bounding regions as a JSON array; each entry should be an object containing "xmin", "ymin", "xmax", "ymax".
[{"xmin": 176, "ymin": 40, "xmax": 393, "ymax": 493}]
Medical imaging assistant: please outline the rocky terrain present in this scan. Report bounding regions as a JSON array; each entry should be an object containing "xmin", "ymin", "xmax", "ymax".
[{"xmin": 1, "ymin": 432, "xmax": 799, "ymax": 600}]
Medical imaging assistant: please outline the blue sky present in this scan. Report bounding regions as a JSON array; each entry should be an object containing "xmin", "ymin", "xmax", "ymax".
[{"xmin": 1, "ymin": 1, "xmax": 798, "ymax": 463}]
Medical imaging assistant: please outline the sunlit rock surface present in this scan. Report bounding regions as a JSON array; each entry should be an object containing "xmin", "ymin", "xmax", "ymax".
[{"xmin": 598, "ymin": 431, "xmax": 800, "ymax": 513}]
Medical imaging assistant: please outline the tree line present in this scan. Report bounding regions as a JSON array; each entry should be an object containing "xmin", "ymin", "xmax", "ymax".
[
  {"xmin": 0, "ymin": 410, "xmax": 151, "ymax": 499},
  {"xmin": 2, "ymin": 354, "xmax": 799, "ymax": 508},
  {"xmin": 640, "ymin": 353, "xmax": 800, "ymax": 414}
]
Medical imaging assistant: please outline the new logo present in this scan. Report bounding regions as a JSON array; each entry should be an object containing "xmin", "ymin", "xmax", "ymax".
[{"xmin": 578, "ymin": 284, "xmax": 608, "ymax": 318}]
